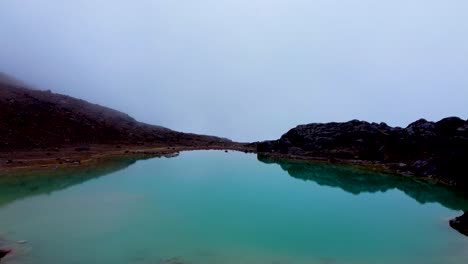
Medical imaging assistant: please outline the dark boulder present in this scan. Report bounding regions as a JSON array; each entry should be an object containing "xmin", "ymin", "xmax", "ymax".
[
  {"xmin": 449, "ymin": 212, "xmax": 468, "ymax": 236},
  {"xmin": 0, "ymin": 249, "xmax": 12, "ymax": 261},
  {"xmin": 256, "ymin": 140, "xmax": 277, "ymax": 153},
  {"xmin": 435, "ymin": 117, "xmax": 466, "ymax": 136}
]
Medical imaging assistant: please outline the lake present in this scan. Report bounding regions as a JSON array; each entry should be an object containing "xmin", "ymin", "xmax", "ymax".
[{"xmin": 1, "ymin": 151, "xmax": 467, "ymax": 264}]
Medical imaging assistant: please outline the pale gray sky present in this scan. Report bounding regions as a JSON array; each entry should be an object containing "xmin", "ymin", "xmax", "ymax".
[{"xmin": 1, "ymin": 0, "xmax": 467, "ymax": 141}]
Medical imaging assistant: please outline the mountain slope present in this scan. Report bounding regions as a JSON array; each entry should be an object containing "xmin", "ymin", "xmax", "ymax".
[
  {"xmin": 0, "ymin": 74, "xmax": 231, "ymax": 150},
  {"xmin": 0, "ymin": 72, "xmax": 36, "ymax": 89}
]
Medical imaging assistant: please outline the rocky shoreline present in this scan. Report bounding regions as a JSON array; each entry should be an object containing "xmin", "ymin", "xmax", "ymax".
[
  {"xmin": 256, "ymin": 117, "xmax": 467, "ymax": 189},
  {"xmin": 256, "ymin": 117, "xmax": 468, "ymax": 236}
]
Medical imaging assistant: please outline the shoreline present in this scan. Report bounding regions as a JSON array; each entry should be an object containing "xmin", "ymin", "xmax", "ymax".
[
  {"xmin": 1, "ymin": 144, "xmax": 467, "ymax": 238},
  {"xmin": 0, "ymin": 144, "xmax": 461, "ymax": 190},
  {"xmin": 256, "ymin": 152, "xmax": 458, "ymax": 188},
  {"xmin": 0, "ymin": 143, "xmax": 255, "ymax": 173}
]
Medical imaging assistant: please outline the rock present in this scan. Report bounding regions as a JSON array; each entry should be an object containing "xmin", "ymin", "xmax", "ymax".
[
  {"xmin": 74, "ymin": 146, "xmax": 90, "ymax": 152},
  {"xmin": 435, "ymin": 117, "xmax": 466, "ymax": 135},
  {"xmin": 257, "ymin": 140, "xmax": 277, "ymax": 153},
  {"xmin": 0, "ymin": 249, "xmax": 12, "ymax": 260},
  {"xmin": 256, "ymin": 117, "xmax": 468, "ymax": 188},
  {"xmin": 405, "ymin": 119, "xmax": 436, "ymax": 138},
  {"xmin": 449, "ymin": 212, "xmax": 468, "ymax": 236}
]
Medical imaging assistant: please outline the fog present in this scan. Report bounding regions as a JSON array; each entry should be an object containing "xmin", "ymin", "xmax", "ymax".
[{"xmin": 1, "ymin": 0, "xmax": 467, "ymax": 142}]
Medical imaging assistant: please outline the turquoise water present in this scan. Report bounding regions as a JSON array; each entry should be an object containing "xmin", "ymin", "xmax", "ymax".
[{"xmin": 0, "ymin": 151, "xmax": 468, "ymax": 264}]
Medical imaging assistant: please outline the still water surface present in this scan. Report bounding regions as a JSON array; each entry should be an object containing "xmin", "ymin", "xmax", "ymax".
[{"xmin": 0, "ymin": 151, "xmax": 467, "ymax": 264}]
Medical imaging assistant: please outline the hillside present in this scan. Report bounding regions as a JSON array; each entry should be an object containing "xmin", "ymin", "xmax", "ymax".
[{"xmin": 0, "ymin": 73, "xmax": 234, "ymax": 151}]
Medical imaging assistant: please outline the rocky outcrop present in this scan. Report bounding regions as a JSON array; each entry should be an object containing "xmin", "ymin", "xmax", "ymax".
[
  {"xmin": 257, "ymin": 117, "xmax": 468, "ymax": 188},
  {"xmin": 450, "ymin": 212, "xmax": 468, "ymax": 236}
]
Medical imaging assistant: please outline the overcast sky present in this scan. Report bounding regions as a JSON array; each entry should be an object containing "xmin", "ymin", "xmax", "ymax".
[{"xmin": 0, "ymin": 0, "xmax": 467, "ymax": 141}]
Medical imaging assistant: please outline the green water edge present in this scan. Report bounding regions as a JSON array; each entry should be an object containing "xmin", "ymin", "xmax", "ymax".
[{"xmin": 0, "ymin": 150, "xmax": 467, "ymax": 264}]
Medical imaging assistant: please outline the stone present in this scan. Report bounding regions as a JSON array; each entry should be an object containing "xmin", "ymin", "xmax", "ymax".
[
  {"xmin": 74, "ymin": 146, "xmax": 90, "ymax": 152},
  {"xmin": 0, "ymin": 249, "xmax": 11, "ymax": 260},
  {"xmin": 449, "ymin": 212, "xmax": 468, "ymax": 236},
  {"xmin": 256, "ymin": 117, "xmax": 468, "ymax": 187}
]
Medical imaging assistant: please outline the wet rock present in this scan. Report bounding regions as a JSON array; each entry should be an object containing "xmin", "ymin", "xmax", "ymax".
[
  {"xmin": 0, "ymin": 249, "xmax": 12, "ymax": 261},
  {"xmin": 449, "ymin": 212, "xmax": 468, "ymax": 236}
]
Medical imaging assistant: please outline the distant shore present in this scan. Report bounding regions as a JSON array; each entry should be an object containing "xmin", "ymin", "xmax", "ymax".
[{"xmin": 0, "ymin": 143, "xmax": 255, "ymax": 173}]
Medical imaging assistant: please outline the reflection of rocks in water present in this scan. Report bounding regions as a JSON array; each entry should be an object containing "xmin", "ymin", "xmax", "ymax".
[
  {"xmin": 258, "ymin": 156, "xmax": 468, "ymax": 236},
  {"xmin": 256, "ymin": 117, "xmax": 468, "ymax": 187},
  {"xmin": 450, "ymin": 212, "xmax": 468, "ymax": 237},
  {"xmin": 0, "ymin": 156, "xmax": 151, "ymax": 207},
  {"xmin": 0, "ymin": 239, "xmax": 11, "ymax": 262},
  {"xmin": 0, "ymin": 157, "xmax": 154, "ymax": 262},
  {"xmin": 158, "ymin": 257, "xmax": 189, "ymax": 264},
  {"xmin": 132, "ymin": 256, "xmax": 189, "ymax": 264},
  {"xmin": 0, "ymin": 236, "xmax": 32, "ymax": 264},
  {"xmin": 259, "ymin": 155, "xmax": 468, "ymax": 211},
  {"xmin": 317, "ymin": 257, "xmax": 338, "ymax": 264}
]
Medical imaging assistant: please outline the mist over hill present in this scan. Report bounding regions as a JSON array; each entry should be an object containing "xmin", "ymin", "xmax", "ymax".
[{"xmin": 0, "ymin": 73, "xmax": 232, "ymax": 150}]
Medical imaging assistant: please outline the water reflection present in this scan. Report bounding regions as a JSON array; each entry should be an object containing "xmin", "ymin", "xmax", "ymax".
[
  {"xmin": 258, "ymin": 155, "xmax": 468, "ymax": 212},
  {"xmin": 258, "ymin": 155, "xmax": 468, "ymax": 236},
  {"xmin": 0, "ymin": 156, "xmax": 152, "ymax": 207},
  {"xmin": 1, "ymin": 153, "xmax": 467, "ymax": 240}
]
